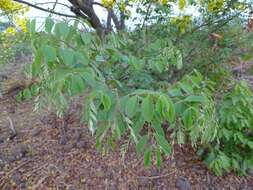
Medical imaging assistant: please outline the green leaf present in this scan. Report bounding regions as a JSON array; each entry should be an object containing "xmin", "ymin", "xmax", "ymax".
[
  {"xmin": 155, "ymin": 133, "xmax": 171, "ymax": 155},
  {"xmin": 75, "ymin": 51, "xmax": 89, "ymax": 66},
  {"xmin": 156, "ymin": 148, "xmax": 162, "ymax": 168},
  {"xmin": 81, "ymin": 32, "xmax": 92, "ymax": 45},
  {"xmin": 141, "ymin": 95, "xmax": 154, "ymax": 122},
  {"xmin": 54, "ymin": 22, "xmax": 70, "ymax": 40},
  {"xmin": 175, "ymin": 50, "xmax": 183, "ymax": 69},
  {"xmin": 155, "ymin": 98, "xmax": 163, "ymax": 121},
  {"xmin": 116, "ymin": 116, "xmax": 127, "ymax": 137},
  {"xmin": 28, "ymin": 19, "xmax": 36, "ymax": 36},
  {"xmin": 136, "ymin": 135, "xmax": 149, "ymax": 157},
  {"xmin": 42, "ymin": 45, "xmax": 57, "ymax": 62},
  {"xmin": 248, "ymin": 141, "xmax": 253, "ymax": 149},
  {"xmin": 125, "ymin": 95, "xmax": 138, "ymax": 118},
  {"xmin": 71, "ymin": 75, "xmax": 85, "ymax": 95},
  {"xmin": 96, "ymin": 125, "xmax": 110, "ymax": 139},
  {"xmin": 129, "ymin": 56, "xmax": 143, "ymax": 71},
  {"xmin": 59, "ymin": 48, "xmax": 75, "ymax": 67},
  {"xmin": 169, "ymin": 88, "xmax": 183, "ymax": 97},
  {"xmin": 152, "ymin": 121, "xmax": 165, "ymax": 137},
  {"xmin": 182, "ymin": 107, "xmax": 194, "ymax": 128},
  {"xmin": 158, "ymin": 95, "xmax": 175, "ymax": 123},
  {"xmin": 22, "ymin": 89, "xmax": 32, "ymax": 100},
  {"xmin": 165, "ymin": 97, "xmax": 175, "ymax": 123},
  {"xmin": 45, "ymin": 17, "xmax": 54, "ymax": 33},
  {"xmin": 101, "ymin": 93, "xmax": 111, "ymax": 111},
  {"xmin": 179, "ymin": 82, "xmax": 193, "ymax": 94},
  {"xmin": 144, "ymin": 146, "xmax": 152, "ymax": 167},
  {"xmin": 184, "ymin": 95, "xmax": 205, "ymax": 103}
]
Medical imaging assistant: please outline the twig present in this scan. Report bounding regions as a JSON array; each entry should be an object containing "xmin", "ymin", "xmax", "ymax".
[
  {"xmin": 7, "ymin": 116, "xmax": 17, "ymax": 140},
  {"xmin": 136, "ymin": 170, "xmax": 176, "ymax": 180}
]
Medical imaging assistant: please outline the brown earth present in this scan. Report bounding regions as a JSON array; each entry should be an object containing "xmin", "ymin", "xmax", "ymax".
[{"xmin": 0, "ymin": 61, "xmax": 253, "ymax": 190}]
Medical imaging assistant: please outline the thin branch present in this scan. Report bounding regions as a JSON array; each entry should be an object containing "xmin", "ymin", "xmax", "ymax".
[
  {"xmin": 136, "ymin": 171, "xmax": 176, "ymax": 180},
  {"xmin": 7, "ymin": 116, "xmax": 17, "ymax": 137},
  {"xmin": 52, "ymin": 0, "xmax": 58, "ymax": 10},
  {"xmin": 141, "ymin": 3, "xmax": 151, "ymax": 29},
  {"xmin": 34, "ymin": 1, "xmax": 71, "ymax": 9},
  {"xmin": 13, "ymin": 0, "xmax": 77, "ymax": 18},
  {"xmin": 111, "ymin": 10, "xmax": 122, "ymax": 31}
]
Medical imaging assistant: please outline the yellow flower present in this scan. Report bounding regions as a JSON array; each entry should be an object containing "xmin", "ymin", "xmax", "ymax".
[
  {"xmin": 159, "ymin": 0, "xmax": 168, "ymax": 6},
  {"xmin": 0, "ymin": 0, "xmax": 23, "ymax": 13},
  {"xmin": 179, "ymin": 0, "xmax": 186, "ymax": 10},
  {"xmin": 119, "ymin": 0, "xmax": 126, "ymax": 11},
  {"xmin": 207, "ymin": 0, "xmax": 224, "ymax": 12},
  {"xmin": 14, "ymin": 16, "xmax": 28, "ymax": 32},
  {"xmin": 4, "ymin": 26, "xmax": 17, "ymax": 36},
  {"xmin": 102, "ymin": 0, "xmax": 116, "ymax": 9},
  {"xmin": 0, "ymin": 0, "xmax": 29, "ymax": 34}
]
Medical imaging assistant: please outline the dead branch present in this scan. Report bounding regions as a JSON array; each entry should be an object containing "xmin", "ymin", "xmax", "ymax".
[{"xmin": 7, "ymin": 116, "xmax": 17, "ymax": 140}]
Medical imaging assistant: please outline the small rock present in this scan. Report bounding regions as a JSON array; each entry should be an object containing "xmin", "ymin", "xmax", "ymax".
[
  {"xmin": 176, "ymin": 177, "xmax": 191, "ymax": 190},
  {"xmin": 31, "ymin": 127, "xmax": 42, "ymax": 137},
  {"xmin": 48, "ymin": 165, "xmax": 58, "ymax": 175}
]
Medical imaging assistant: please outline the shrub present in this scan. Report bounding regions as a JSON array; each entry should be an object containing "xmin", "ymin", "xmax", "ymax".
[
  {"xmin": 202, "ymin": 81, "xmax": 253, "ymax": 175},
  {"xmin": 21, "ymin": 17, "xmax": 253, "ymax": 174}
]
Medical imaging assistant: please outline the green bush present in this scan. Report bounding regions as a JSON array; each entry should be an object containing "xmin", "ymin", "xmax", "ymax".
[
  {"xmin": 202, "ymin": 81, "xmax": 253, "ymax": 175},
  {"xmin": 22, "ymin": 17, "xmax": 253, "ymax": 175}
]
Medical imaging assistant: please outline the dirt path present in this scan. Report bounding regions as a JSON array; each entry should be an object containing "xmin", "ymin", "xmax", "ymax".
[{"xmin": 0, "ymin": 61, "xmax": 253, "ymax": 190}]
